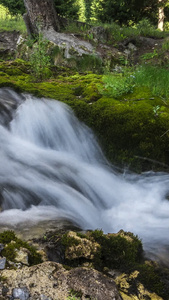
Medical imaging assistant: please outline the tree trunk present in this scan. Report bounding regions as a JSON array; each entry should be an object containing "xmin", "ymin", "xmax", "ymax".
[
  {"xmin": 158, "ymin": 6, "xmax": 165, "ymax": 30},
  {"xmin": 23, "ymin": 0, "xmax": 60, "ymax": 35},
  {"xmin": 158, "ymin": 0, "xmax": 165, "ymax": 31}
]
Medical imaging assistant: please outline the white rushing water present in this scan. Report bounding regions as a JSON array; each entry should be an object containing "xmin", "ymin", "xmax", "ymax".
[{"xmin": 0, "ymin": 88, "xmax": 169, "ymax": 260}]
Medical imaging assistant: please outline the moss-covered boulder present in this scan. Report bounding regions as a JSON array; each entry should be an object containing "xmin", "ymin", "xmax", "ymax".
[
  {"xmin": 42, "ymin": 229, "xmax": 143, "ymax": 272},
  {"xmin": 0, "ymin": 230, "xmax": 42, "ymax": 268},
  {"xmin": 39, "ymin": 229, "xmax": 169, "ymax": 299},
  {"xmin": 62, "ymin": 231, "xmax": 101, "ymax": 261}
]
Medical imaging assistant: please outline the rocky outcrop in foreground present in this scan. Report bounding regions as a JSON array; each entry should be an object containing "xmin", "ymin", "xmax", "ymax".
[
  {"xmin": 0, "ymin": 229, "xmax": 168, "ymax": 300},
  {"xmin": 1, "ymin": 261, "xmax": 121, "ymax": 300}
]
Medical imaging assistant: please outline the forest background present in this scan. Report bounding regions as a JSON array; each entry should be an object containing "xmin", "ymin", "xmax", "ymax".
[{"xmin": 0, "ymin": 0, "xmax": 169, "ymax": 31}]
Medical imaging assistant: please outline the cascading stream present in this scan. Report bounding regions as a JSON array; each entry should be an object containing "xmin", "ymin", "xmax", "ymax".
[{"xmin": 0, "ymin": 88, "xmax": 169, "ymax": 262}]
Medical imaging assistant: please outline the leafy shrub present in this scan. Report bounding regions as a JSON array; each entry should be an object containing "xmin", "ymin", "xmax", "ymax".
[
  {"xmin": 138, "ymin": 264, "xmax": 169, "ymax": 299},
  {"xmin": 136, "ymin": 18, "xmax": 164, "ymax": 38},
  {"xmin": 90, "ymin": 229, "xmax": 143, "ymax": 270},
  {"xmin": 30, "ymin": 33, "xmax": 51, "ymax": 81}
]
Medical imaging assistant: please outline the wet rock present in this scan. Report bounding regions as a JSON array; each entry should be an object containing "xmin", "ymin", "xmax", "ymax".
[{"xmin": 0, "ymin": 257, "xmax": 6, "ymax": 270}]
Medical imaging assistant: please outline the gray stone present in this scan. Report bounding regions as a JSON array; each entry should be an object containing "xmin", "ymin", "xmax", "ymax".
[
  {"xmin": 0, "ymin": 31, "xmax": 20, "ymax": 58},
  {"xmin": 12, "ymin": 287, "xmax": 29, "ymax": 300},
  {"xmin": 0, "ymin": 257, "xmax": 6, "ymax": 269},
  {"xmin": 43, "ymin": 28, "xmax": 97, "ymax": 59},
  {"xmin": 88, "ymin": 26, "xmax": 108, "ymax": 43}
]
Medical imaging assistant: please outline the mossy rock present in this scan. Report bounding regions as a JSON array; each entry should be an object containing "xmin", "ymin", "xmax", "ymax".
[
  {"xmin": 116, "ymin": 261, "xmax": 169, "ymax": 300},
  {"xmin": 0, "ymin": 230, "xmax": 42, "ymax": 267},
  {"xmin": 45, "ymin": 229, "xmax": 143, "ymax": 272},
  {"xmin": 42, "ymin": 229, "xmax": 169, "ymax": 298}
]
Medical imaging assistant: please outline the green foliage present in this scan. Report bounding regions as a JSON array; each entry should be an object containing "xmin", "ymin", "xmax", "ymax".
[
  {"xmin": 141, "ymin": 50, "xmax": 158, "ymax": 60},
  {"xmin": 54, "ymin": 0, "xmax": 79, "ymax": 20},
  {"xmin": 94, "ymin": 0, "xmax": 159, "ymax": 26},
  {"xmin": 77, "ymin": 0, "xmax": 86, "ymax": 22},
  {"xmin": 136, "ymin": 18, "xmax": 162, "ymax": 37},
  {"xmin": 101, "ymin": 65, "xmax": 169, "ymax": 100},
  {"xmin": 30, "ymin": 33, "xmax": 51, "ymax": 81},
  {"xmin": 0, "ymin": 0, "xmax": 25, "ymax": 16},
  {"xmin": 76, "ymin": 54, "xmax": 103, "ymax": 73},
  {"xmin": 137, "ymin": 264, "xmax": 169, "ymax": 299},
  {"xmin": 100, "ymin": 21, "xmax": 166, "ymax": 45},
  {"xmin": 0, "ymin": 230, "xmax": 16, "ymax": 243},
  {"xmin": 0, "ymin": 230, "xmax": 42, "ymax": 266},
  {"xmin": 100, "ymin": 73, "xmax": 134, "ymax": 98},
  {"xmin": 61, "ymin": 229, "xmax": 143, "ymax": 271},
  {"xmin": 0, "ymin": 5, "xmax": 26, "ymax": 33},
  {"xmin": 0, "ymin": 0, "xmax": 79, "ymax": 19},
  {"xmin": 162, "ymin": 39, "xmax": 169, "ymax": 51},
  {"xmin": 84, "ymin": 0, "xmax": 92, "ymax": 22},
  {"xmin": 62, "ymin": 234, "xmax": 81, "ymax": 247},
  {"xmin": 134, "ymin": 65, "xmax": 169, "ymax": 98},
  {"xmin": 90, "ymin": 230, "xmax": 143, "ymax": 270}
]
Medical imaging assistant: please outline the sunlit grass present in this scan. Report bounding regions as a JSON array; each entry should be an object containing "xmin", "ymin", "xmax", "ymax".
[
  {"xmin": 101, "ymin": 65, "xmax": 169, "ymax": 99},
  {"xmin": 134, "ymin": 65, "xmax": 169, "ymax": 98},
  {"xmin": 0, "ymin": 4, "xmax": 26, "ymax": 33}
]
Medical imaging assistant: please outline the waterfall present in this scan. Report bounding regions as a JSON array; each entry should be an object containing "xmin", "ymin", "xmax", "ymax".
[{"xmin": 0, "ymin": 88, "xmax": 169, "ymax": 262}]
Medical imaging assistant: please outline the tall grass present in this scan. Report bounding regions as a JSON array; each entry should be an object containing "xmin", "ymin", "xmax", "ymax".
[
  {"xmin": 134, "ymin": 65, "xmax": 169, "ymax": 98},
  {"xmin": 0, "ymin": 4, "xmax": 26, "ymax": 33},
  {"xmin": 101, "ymin": 65, "xmax": 169, "ymax": 99}
]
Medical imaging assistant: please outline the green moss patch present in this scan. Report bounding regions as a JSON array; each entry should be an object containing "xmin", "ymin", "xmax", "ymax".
[{"xmin": 0, "ymin": 230, "xmax": 42, "ymax": 266}]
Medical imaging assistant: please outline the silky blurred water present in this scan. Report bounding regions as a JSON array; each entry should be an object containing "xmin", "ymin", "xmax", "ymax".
[{"xmin": 0, "ymin": 88, "xmax": 169, "ymax": 263}]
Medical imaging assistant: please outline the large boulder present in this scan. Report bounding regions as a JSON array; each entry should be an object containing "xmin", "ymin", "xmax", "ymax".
[{"xmin": 1, "ymin": 261, "xmax": 122, "ymax": 300}]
